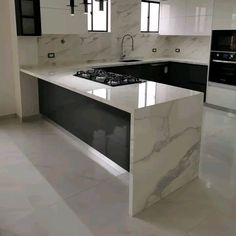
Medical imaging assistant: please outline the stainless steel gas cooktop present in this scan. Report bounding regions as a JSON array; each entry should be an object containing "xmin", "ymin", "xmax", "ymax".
[{"xmin": 74, "ymin": 69, "xmax": 145, "ymax": 87}]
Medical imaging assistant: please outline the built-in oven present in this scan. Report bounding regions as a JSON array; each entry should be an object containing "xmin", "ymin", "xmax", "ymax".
[
  {"xmin": 209, "ymin": 52, "xmax": 236, "ymax": 86},
  {"xmin": 209, "ymin": 30, "xmax": 236, "ymax": 86},
  {"xmin": 211, "ymin": 30, "xmax": 236, "ymax": 52}
]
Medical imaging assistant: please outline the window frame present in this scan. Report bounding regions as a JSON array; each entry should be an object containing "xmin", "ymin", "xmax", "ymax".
[
  {"xmin": 88, "ymin": 0, "xmax": 109, "ymax": 33},
  {"xmin": 141, "ymin": 0, "xmax": 160, "ymax": 33}
]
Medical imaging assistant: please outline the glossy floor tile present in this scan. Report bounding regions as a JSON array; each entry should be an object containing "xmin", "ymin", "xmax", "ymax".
[{"xmin": 0, "ymin": 106, "xmax": 235, "ymax": 235}]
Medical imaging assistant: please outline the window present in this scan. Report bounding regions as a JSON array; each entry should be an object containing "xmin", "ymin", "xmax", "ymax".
[
  {"xmin": 87, "ymin": 0, "xmax": 111, "ymax": 32},
  {"xmin": 141, "ymin": 0, "xmax": 160, "ymax": 33}
]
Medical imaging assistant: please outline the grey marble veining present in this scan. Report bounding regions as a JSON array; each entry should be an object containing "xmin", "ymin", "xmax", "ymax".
[
  {"xmin": 146, "ymin": 141, "xmax": 200, "ymax": 202},
  {"xmin": 130, "ymin": 94, "xmax": 203, "ymax": 215},
  {"xmin": 37, "ymin": 0, "xmax": 211, "ymax": 66},
  {"xmin": 165, "ymin": 36, "xmax": 211, "ymax": 62}
]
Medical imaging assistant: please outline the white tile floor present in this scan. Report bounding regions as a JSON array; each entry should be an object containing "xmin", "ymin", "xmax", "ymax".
[{"xmin": 0, "ymin": 106, "xmax": 235, "ymax": 236}]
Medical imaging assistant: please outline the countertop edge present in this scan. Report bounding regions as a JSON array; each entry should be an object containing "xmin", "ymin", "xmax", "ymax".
[{"xmin": 20, "ymin": 58, "xmax": 204, "ymax": 114}]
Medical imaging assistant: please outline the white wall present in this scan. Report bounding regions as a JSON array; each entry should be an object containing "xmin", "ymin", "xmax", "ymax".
[
  {"xmin": 0, "ymin": 1, "xmax": 39, "ymax": 118},
  {"xmin": 0, "ymin": 0, "xmax": 19, "ymax": 117},
  {"xmin": 17, "ymin": 37, "xmax": 38, "ymax": 66}
]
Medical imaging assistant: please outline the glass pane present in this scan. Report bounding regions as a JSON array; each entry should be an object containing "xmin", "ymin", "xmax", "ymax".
[
  {"xmin": 21, "ymin": 0, "xmax": 34, "ymax": 16},
  {"xmin": 141, "ymin": 2, "xmax": 148, "ymax": 31},
  {"xmin": 149, "ymin": 3, "xmax": 159, "ymax": 32},
  {"xmin": 92, "ymin": 0, "xmax": 107, "ymax": 31},
  {"xmin": 22, "ymin": 18, "xmax": 35, "ymax": 34}
]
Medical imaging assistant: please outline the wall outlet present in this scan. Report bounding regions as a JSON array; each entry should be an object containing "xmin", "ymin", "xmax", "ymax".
[
  {"xmin": 152, "ymin": 48, "xmax": 157, "ymax": 53},
  {"xmin": 175, "ymin": 48, "xmax": 181, "ymax": 53},
  {"xmin": 48, "ymin": 53, "xmax": 55, "ymax": 58}
]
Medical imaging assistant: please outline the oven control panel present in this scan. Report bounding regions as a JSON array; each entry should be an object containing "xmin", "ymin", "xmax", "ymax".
[{"xmin": 211, "ymin": 52, "xmax": 236, "ymax": 61}]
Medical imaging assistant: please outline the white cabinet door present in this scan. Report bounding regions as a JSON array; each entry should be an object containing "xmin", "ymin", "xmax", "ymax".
[
  {"xmin": 186, "ymin": 0, "xmax": 214, "ymax": 17},
  {"xmin": 41, "ymin": 8, "xmax": 87, "ymax": 34},
  {"xmin": 160, "ymin": 17, "xmax": 186, "ymax": 35},
  {"xmin": 185, "ymin": 16, "xmax": 212, "ymax": 35},
  {"xmin": 159, "ymin": 0, "xmax": 186, "ymax": 35},
  {"xmin": 160, "ymin": 0, "xmax": 186, "ymax": 18},
  {"xmin": 213, "ymin": 0, "xmax": 236, "ymax": 30},
  {"xmin": 185, "ymin": 0, "xmax": 213, "ymax": 35},
  {"xmin": 160, "ymin": 0, "xmax": 213, "ymax": 36}
]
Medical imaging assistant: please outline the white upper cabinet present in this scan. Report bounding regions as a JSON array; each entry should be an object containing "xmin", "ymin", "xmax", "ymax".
[
  {"xmin": 160, "ymin": 0, "xmax": 186, "ymax": 18},
  {"xmin": 40, "ymin": 0, "xmax": 87, "ymax": 34},
  {"xmin": 160, "ymin": 17, "xmax": 186, "ymax": 35},
  {"xmin": 159, "ymin": 0, "xmax": 186, "ymax": 35},
  {"xmin": 160, "ymin": 0, "xmax": 213, "ymax": 36},
  {"xmin": 213, "ymin": 0, "xmax": 236, "ymax": 30},
  {"xmin": 186, "ymin": 0, "xmax": 214, "ymax": 16},
  {"xmin": 185, "ymin": 16, "xmax": 212, "ymax": 35}
]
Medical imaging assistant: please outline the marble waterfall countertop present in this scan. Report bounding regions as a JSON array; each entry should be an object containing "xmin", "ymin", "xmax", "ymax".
[
  {"xmin": 20, "ymin": 58, "xmax": 204, "ymax": 216},
  {"xmin": 20, "ymin": 58, "xmax": 204, "ymax": 113}
]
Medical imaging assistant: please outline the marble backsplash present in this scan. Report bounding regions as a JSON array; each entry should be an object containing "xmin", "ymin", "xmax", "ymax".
[
  {"xmin": 164, "ymin": 36, "xmax": 211, "ymax": 62},
  {"xmin": 36, "ymin": 0, "xmax": 211, "ymax": 65},
  {"xmin": 17, "ymin": 0, "xmax": 211, "ymax": 66},
  {"xmin": 38, "ymin": 35, "xmax": 211, "ymax": 65}
]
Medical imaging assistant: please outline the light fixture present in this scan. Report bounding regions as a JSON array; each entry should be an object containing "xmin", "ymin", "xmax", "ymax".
[
  {"xmin": 98, "ymin": 0, "xmax": 104, "ymax": 11},
  {"xmin": 67, "ymin": 0, "xmax": 78, "ymax": 16},
  {"xmin": 83, "ymin": 0, "xmax": 106, "ymax": 14}
]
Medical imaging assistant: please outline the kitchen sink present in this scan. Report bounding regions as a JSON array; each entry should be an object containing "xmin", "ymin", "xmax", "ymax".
[{"xmin": 120, "ymin": 59, "xmax": 142, "ymax": 63}]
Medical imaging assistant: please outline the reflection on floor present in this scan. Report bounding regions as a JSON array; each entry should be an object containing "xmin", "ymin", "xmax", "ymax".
[{"xmin": 0, "ymin": 106, "xmax": 235, "ymax": 236}]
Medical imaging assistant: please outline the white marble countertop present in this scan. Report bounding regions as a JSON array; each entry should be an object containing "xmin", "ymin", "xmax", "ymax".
[{"xmin": 20, "ymin": 58, "xmax": 203, "ymax": 113}]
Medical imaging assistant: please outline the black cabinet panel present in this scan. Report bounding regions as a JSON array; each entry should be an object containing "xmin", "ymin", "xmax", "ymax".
[
  {"xmin": 169, "ymin": 63, "xmax": 207, "ymax": 85},
  {"xmin": 15, "ymin": 0, "xmax": 41, "ymax": 36},
  {"xmin": 168, "ymin": 62, "xmax": 208, "ymax": 101},
  {"xmin": 101, "ymin": 63, "xmax": 169, "ymax": 83},
  {"xmin": 101, "ymin": 65, "xmax": 146, "ymax": 79},
  {"xmin": 146, "ymin": 63, "xmax": 169, "ymax": 83},
  {"xmin": 38, "ymin": 80, "xmax": 131, "ymax": 171}
]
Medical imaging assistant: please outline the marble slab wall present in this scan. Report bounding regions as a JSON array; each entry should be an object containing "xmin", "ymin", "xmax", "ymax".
[
  {"xmin": 37, "ymin": 0, "xmax": 211, "ymax": 65},
  {"xmin": 37, "ymin": 34, "xmax": 211, "ymax": 65},
  {"xmin": 164, "ymin": 36, "xmax": 211, "ymax": 62},
  {"xmin": 130, "ymin": 93, "xmax": 204, "ymax": 216}
]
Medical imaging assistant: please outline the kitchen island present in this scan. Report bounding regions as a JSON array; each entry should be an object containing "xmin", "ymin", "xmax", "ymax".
[{"xmin": 20, "ymin": 60, "xmax": 204, "ymax": 216}]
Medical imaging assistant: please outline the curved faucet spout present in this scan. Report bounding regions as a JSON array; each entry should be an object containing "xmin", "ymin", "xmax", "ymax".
[{"xmin": 121, "ymin": 34, "xmax": 134, "ymax": 59}]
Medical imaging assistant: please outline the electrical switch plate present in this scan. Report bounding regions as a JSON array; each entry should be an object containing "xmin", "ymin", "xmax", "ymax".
[{"xmin": 48, "ymin": 53, "xmax": 55, "ymax": 58}]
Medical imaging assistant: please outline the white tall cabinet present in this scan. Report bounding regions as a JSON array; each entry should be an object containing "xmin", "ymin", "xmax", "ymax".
[
  {"xmin": 212, "ymin": 0, "xmax": 236, "ymax": 30},
  {"xmin": 159, "ymin": 0, "xmax": 214, "ymax": 36},
  {"xmin": 40, "ymin": 0, "xmax": 87, "ymax": 34},
  {"xmin": 206, "ymin": 0, "xmax": 236, "ymax": 111}
]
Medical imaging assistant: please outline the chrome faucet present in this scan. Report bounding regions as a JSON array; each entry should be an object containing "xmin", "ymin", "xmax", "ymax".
[{"xmin": 121, "ymin": 34, "xmax": 134, "ymax": 60}]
